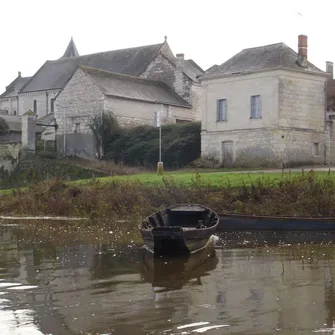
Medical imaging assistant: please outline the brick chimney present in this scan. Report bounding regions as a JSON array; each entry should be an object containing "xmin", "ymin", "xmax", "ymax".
[
  {"xmin": 326, "ymin": 61, "xmax": 334, "ymax": 78},
  {"xmin": 297, "ymin": 34, "xmax": 308, "ymax": 68}
]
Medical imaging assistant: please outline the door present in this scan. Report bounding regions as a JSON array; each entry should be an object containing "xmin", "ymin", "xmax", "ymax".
[{"xmin": 221, "ymin": 141, "xmax": 234, "ymax": 167}]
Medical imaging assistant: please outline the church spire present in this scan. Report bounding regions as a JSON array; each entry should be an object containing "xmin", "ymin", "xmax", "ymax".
[{"xmin": 60, "ymin": 37, "xmax": 80, "ymax": 59}]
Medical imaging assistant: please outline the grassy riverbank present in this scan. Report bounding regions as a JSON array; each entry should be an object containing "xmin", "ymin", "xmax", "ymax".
[{"xmin": 1, "ymin": 170, "xmax": 335, "ymax": 219}]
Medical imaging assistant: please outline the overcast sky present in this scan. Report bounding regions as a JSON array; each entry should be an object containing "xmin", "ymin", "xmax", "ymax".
[{"xmin": 1, "ymin": 0, "xmax": 334, "ymax": 93}]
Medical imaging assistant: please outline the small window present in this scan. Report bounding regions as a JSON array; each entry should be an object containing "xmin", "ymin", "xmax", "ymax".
[
  {"xmin": 163, "ymin": 105, "xmax": 169, "ymax": 118},
  {"xmin": 217, "ymin": 99, "xmax": 227, "ymax": 121},
  {"xmin": 251, "ymin": 95, "xmax": 261, "ymax": 119},
  {"xmin": 33, "ymin": 100, "xmax": 37, "ymax": 113},
  {"xmin": 51, "ymin": 98, "xmax": 55, "ymax": 113},
  {"xmin": 13, "ymin": 110, "xmax": 17, "ymax": 115},
  {"xmin": 313, "ymin": 142, "xmax": 320, "ymax": 156},
  {"xmin": 74, "ymin": 123, "xmax": 81, "ymax": 134}
]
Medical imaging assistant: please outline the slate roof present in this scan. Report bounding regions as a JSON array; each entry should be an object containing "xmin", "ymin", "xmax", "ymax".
[
  {"xmin": 36, "ymin": 113, "xmax": 55, "ymax": 126},
  {"xmin": 0, "ymin": 114, "xmax": 50, "ymax": 133},
  {"xmin": 21, "ymin": 43, "xmax": 164, "ymax": 93},
  {"xmin": 61, "ymin": 37, "xmax": 79, "ymax": 58},
  {"xmin": 0, "ymin": 75, "xmax": 31, "ymax": 98},
  {"xmin": 203, "ymin": 43, "xmax": 325, "ymax": 78},
  {"xmin": 184, "ymin": 59, "xmax": 205, "ymax": 80},
  {"xmin": 80, "ymin": 66, "xmax": 190, "ymax": 107},
  {"xmin": 0, "ymin": 115, "xmax": 22, "ymax": 132}
]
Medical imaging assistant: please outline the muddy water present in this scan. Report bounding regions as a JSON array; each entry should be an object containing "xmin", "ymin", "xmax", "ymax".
[{"xmin": 2, "ymin": 226, "xmax": 335, "ymax": 334}]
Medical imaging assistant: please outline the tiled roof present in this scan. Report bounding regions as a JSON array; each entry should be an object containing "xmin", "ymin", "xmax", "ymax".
[
  {"xmin": 203, "ymin": 43, "xmax": 325, "ymax": 78},
  {"xmin": 80, "ymin": 66, "xmax": 190, "ymax": 107},
  {"xmin": 21, "ymin": 43, "xmax": 164, "ymax": 93}
]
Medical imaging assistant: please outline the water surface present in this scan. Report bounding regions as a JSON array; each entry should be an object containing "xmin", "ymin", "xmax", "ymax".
[{"xmin": 1, "ymin": 225, "xmax": 335, "ymax": 334}]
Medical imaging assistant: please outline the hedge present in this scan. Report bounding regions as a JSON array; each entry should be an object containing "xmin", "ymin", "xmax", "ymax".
[{"xmin": 104, "ymin": 122, "xmax": 201, "ymax": 169}]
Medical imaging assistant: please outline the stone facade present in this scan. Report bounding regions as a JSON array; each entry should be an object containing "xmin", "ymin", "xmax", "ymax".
[
  {"xmin": 141, "ymin": 52, "xmax": 203, "ymax": 121},
  {"xmin": 0, "ymin": 97, "xmax": 18, "ymax": 115},
  {"xmin": 54, "ymin": 69, "xmax": 105, "ymax": 135},
  {"xmin": 18, "ymin": 90, "xmax": 59, "ymax": 118},
  {"xmin": 201, "ymin": 69, "xmax": 328, "ymax": 167},
  {"xmin": 55, "ymin": 68, "xmax": 193, "ymax": 134}
]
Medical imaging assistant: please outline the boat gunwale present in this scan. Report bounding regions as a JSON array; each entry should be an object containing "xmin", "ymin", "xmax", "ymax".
[{"xmin": 139, "ymin": 204, "xmax": 219, "ymax": 232}]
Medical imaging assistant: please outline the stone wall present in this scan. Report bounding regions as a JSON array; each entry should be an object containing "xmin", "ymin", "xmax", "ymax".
[
  {"xmin": 141, "ymin": 52, "xmax": 201, "ymax": 119},
  {"xmin": 201, "ymin": 71, "xmax": 280, "ymax": 133},
  {"xmin": 54, "ymin": 68, "xmax": 105, "ymax": 135},
  {"xmin": 56, "ymin": 133, "xmax": 95, "ymax": 158},
  {"xmin": 191, "ymin": 83, "xmax": 205, "ymax": 121},
  {"xmin": 104, "ymin": 97, "xmax": 192, "ymax": 127},
  {"xmin": 326, "ymin": 121, "xmax": 335, "ymax": 164},
  {"xmin": 0, "ymin": 97, "xmax": 18, "ymax": 115},
  {"xmin": 18, "ymin": 90, "xmax": 59, "ymax": 117},
  {"xmin": 201, "ymin": 69, "xmax": 328, "ymax": 167},
  {"xmin": 202, "ymin": 127, "xmax": 324, "ymax": 168},
  {"xmin": 0, "ymin": 142, "xmax": 21, "ymax": 173},
  {"xmin": 279, "ymin": 72, "xmax": 326, "ymax": 131}
]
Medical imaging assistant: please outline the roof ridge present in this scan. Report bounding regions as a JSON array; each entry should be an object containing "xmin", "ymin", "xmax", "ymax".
[
  {"xmin": 80, "ymin": 65, "xmax": 167, "ymax": 87},
  {"xmin": 241, "ymin": 42, "xmax": 285, "ymax": 52}
]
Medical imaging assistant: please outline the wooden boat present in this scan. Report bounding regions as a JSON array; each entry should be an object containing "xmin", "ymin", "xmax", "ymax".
[
  {"xmin": 139, "ymin": 243, "xmax": 218, "ymax": 290},
  {"xmin": 139, "ymin": 204, "xmax": 219, "ymax": 255},
  {"xmin": 218, "ymin": 213, "xmax": 335, "ymax": 231}
]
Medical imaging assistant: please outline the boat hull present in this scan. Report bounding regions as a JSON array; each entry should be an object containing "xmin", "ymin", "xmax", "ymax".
[
  {"xmin": 141, "ymin": 226, "xmax": 216, "ymax": 255},
  {"xmin": 218, "ymin": 213, "xmax": 335, "ymax": 231}
]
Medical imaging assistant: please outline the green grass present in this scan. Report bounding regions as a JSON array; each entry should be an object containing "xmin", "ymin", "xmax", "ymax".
[
  {"xmin": 71, "ymin": 170, "xmax": 335, "ymax": 188},
  {"xmin": 2, "ymin": 169, "xmax": 335, "ymax": 196}
]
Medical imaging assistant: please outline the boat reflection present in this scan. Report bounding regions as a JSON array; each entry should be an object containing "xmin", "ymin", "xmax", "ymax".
[{"xmin": 139, "ymin": 243, "xmax": 218, "ymax": 291}]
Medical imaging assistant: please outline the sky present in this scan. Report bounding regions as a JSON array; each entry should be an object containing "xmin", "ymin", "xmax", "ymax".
[{"xmin": 0, "ymin": 0, "xmax": 334, "ymax": 92}]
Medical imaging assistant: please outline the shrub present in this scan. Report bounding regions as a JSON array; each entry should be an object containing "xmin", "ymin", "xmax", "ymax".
[{"xmin": 188, "ymin": 156, "xmax": 221, "ymax": 169}]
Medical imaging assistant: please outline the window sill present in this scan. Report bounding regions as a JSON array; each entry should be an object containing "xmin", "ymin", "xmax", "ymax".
[
  {"xmin": 216, "ymin": 120, "xmax": 227, "ymax": 123},
  {"xmin": 250, "ymin": 117, "xmax": 262, "ymax": 120}
]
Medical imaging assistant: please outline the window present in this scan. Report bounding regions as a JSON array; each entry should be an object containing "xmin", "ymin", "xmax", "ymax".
[
  {"xmin": 51, "ymin": 98, "xmax": 55, "ymax": 113},
  {"xmin": 163, "ymin": 104, "xmax": 169, "ymax": 118},
  {"xmin": 33, "ymin": 100, "xmax": 37, "ymax": 114},
  {"xmin": 74, "ymin": 123, "xmax": 81, "ymax": 134},
  {"xmin": 251, "ymin": 95, "xmax": 261, "ymax": 119},
  {"xmin": 217, "ymin": 99, "xmax": 227, "ymax": 121},
  {"xmin": 313, "ymin": 142, "xmax": 320, "ymax": 156},
  {"xmin": 13, "ymin": 110, "xmax": 17, "ymax": 115}
]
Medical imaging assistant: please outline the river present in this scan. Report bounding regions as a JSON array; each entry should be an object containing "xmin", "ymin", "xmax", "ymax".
[{"xmin": 1, "ymin": 224, "xmax": 335, "ymax": 334}]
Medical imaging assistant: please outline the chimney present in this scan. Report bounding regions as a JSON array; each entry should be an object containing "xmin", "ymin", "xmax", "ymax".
[
  {"xmin": 176, "ymin": 53, "xmax": 185, "ymax": 68},
  {"xmin": 326, "ymin": 61, "xmax": 334, "ymax": 78},
  {"xmin": 18, "ymin": 71, "xmax": 21, "ymax": 78},
  {"xmin": 297, "ymin": 34, "xmax": 308, "ymax": 68}
]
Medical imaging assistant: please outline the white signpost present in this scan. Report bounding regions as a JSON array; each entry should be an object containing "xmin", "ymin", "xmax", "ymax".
[{"xmin": 154, "ymin": 111, "xmax": 163, "ymax": 175}]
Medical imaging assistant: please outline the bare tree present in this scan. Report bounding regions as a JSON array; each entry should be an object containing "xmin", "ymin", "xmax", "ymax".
[
  {"xmin": 88, "ymin": 112, "xmax": 119, "ymax": 159},
  {"xmin": 0, "ymin": 117, "xmax": 9, "ymax": 136}
]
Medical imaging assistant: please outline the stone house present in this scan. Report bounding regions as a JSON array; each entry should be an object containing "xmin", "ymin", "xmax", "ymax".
[
  {"xmin": 0, "ymin": 72, "xmax": 31, "ymax": 115},
  {"xmin": 0, "ymin": 37, "xmax": 204, "ymax": 122},
  {"xmin": 201, "ymin": 35, "xmax": 331, "ymax": 167},
  {"xmin": 54, "ymin": 66, "xmax": 192, "ymax": 156},
  {"xmin": 1, "ymin": 37, "xmax": 204, "ymax": 157}
]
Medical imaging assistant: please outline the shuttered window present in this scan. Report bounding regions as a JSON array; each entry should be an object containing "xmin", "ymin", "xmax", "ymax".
[
  {"xmin": 251, "ymin": 95, "xmax": 261, "ymax": 119},
  {"xmin": 217, "ymin": 99, "xmax": 227, "ymax": 121}
]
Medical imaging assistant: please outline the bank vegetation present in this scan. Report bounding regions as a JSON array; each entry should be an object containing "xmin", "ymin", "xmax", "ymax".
[{"xmin": 1, "ymin": 170, "xmax": 335, "ymax": 219}]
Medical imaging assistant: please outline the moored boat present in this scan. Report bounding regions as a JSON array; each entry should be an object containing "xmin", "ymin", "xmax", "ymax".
[
  {"xmin": 218, "ymin": 213, "xmax": 335, "ymax": 231},
  {"xmin": 139, "ymin": 204, "xmax": 219, "ymax": 255}
]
